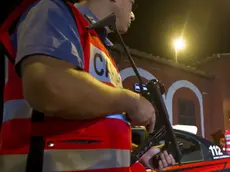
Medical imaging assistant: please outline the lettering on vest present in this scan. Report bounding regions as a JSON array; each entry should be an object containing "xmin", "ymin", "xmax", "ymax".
[{"xmin": 89, "ymin": 44, "xmax": 122, "ymax": 88}]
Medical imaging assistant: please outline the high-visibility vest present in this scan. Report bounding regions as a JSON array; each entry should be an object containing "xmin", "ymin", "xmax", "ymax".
[{"xmin": 0, "ymin": 0, "xmax": 146, "ymax": 171}]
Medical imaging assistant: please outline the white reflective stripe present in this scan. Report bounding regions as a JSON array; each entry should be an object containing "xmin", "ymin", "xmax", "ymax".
[
  {"xmin": 3, "ymin": 100, "xmax": 127, "ymax": 123},
  {"xmin": 0, "ymin": 154, "xmax": 27, "ymax": 172},
  {"xmin": 3, "ymin": 100, "xmax": 32, "ymax": 122},
  {"xmin": 0, "ymin": 149, "xmax": 130, "ymax": 172},
  {"xmin": 106, "ymin": 114, "xmax": 128, "ymax": 123},
  {"xmin": 44, "ymin": 149, "xmax": 130, "ymax": 171},
  {"xmin": 226, "ymin": 141, "xmax": 230, "ymax": 145},
  {"xmin": 213, "ymin": 155, "xmax": 230, "ymax": 159}
]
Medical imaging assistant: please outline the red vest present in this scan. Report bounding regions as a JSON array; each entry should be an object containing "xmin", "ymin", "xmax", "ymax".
[{"xmin": 0, "ymin": 1, "xmax": 146, "ymax": 172}]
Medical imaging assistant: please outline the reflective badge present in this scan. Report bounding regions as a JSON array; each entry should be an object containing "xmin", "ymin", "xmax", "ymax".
[{"xmin": 89, "ymin": 44, "xmax": 123, "ymax": 88}]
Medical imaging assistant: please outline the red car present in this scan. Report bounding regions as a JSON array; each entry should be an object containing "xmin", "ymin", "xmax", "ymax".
[{"xmin": 132, "ymin": 125, "xmax": 230, "ymax": 171}]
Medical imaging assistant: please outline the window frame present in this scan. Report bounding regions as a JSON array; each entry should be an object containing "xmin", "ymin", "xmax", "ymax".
[
  {"xmin": 175, "ymin": 131, "xmax": 205, "ymax": 164},
  {"xmin": 178, "ymin": 98, "xmax": 196, "ymax": 125}
]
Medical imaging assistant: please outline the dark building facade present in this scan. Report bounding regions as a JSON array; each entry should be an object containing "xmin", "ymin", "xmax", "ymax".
[{"xmin": 111, "ymin": 45, "xmax": 230, "ymax": 141}]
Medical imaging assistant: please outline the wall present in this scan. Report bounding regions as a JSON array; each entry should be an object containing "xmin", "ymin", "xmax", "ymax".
[
  {"xmin": 116, "ymin": 54, "xmax": 217, "ymax": 141},
  {"xmin": 197, "ymin": 58, "xmax": 230, "ymax": 131}
]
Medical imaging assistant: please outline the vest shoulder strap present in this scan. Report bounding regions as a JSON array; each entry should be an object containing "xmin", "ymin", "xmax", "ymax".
[{"xmin": 66, "ymin": 2, "xmax": 98, "ymax": 50}]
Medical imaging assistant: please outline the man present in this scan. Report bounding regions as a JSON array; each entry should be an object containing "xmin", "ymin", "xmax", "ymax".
[{"xmin": 0, "ymin": 0, "xmax": 175, "ymax": 171}]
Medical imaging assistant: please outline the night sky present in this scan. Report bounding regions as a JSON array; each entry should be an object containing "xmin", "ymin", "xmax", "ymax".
[
  {"xmin": 116, "ymin": 0, "xmax": 230, "ymax": 64},
  {"xmin": 2, "ymin": 0, "xmax": 230, "ymax": 64}
]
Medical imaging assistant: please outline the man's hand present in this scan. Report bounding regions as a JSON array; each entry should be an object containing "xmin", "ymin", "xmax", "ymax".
[
  {"xmin": 139, "ymin": 147, "xmax": 175, "ymax": 171},
  {"xmin": 127, "ymin": 95, "xmax": 156, "ymax": 133}
]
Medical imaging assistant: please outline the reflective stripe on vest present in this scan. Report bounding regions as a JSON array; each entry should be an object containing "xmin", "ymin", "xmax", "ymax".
[
  {"xmin": 0, "ymin": 149, "xmax": 130, "ymax": 172},
  {"xmin": 3, "ymin": 100, "xmax": 127, "ymax": 123},
  {"xmin": 3, "ymin": 100, "xmax": 32, "ymax": 122}
]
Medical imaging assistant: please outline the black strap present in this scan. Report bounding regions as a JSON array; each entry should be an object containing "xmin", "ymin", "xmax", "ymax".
[
  {"xmin": 0, "ymin": 41, "xmax": 15, "ymax": 131},
  {"xmin": 26, "ymin": 110, "xmax": 45, "ymax": 172},
  {"xmin": 0, "ymin": 43, "xmax": 5, "ymax": 131},
  {"xmin": 0, "ymin": 42, "xmax": 45, "ymax": 171}
]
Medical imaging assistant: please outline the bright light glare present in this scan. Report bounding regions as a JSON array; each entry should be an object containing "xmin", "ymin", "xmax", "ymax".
[{"xmin": 173, "ymin": 37, "xmax": 185, "ymax": 51}]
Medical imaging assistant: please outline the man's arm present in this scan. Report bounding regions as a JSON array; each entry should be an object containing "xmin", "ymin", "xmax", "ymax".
[
  {"xmin": 21, "ymin": 55, "xmax": 138, "ymax": 120},
  {"xmin": 15, "ymin": 0, "xmax": 139, "ymax": 120}
]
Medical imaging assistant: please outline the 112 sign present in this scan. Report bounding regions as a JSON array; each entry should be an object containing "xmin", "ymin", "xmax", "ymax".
[{"xmin": 209, "ymin": 145, "xmax": 223, "ymax": 157}]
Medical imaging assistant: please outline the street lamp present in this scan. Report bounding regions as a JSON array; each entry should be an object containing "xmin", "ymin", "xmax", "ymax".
[{"xmin": 173, "ymin": 37, "xmax": 185, "ymax": 63}]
